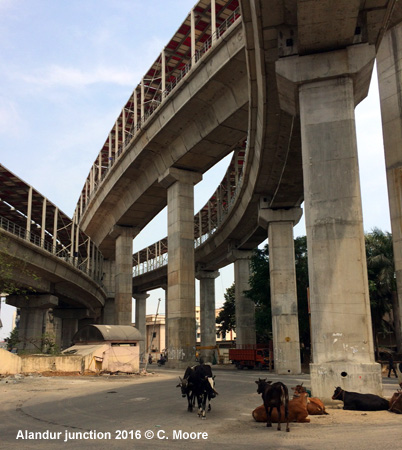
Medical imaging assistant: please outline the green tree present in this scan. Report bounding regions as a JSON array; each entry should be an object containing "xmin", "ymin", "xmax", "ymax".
[
  {"xmin": 6, "ymin": 327, "xmax": 19, "ymax": 351},
  {"xmin": 365, "ymin": 228, "xmax": 397, "ymax": 353},
  {"xmin": 216, "ymin": 283, "xmax": 236, "ymax": 337},
  {"xmin": 294, "ymin": 236, "xmax": 310, "ymax": 347},
  {"xmin": 245, "ymin": 245, "xmax": 272, "ymax": 343},
  {"xmin": 244, "ymin": 238, "xmax": 310, "ymax": 345}
]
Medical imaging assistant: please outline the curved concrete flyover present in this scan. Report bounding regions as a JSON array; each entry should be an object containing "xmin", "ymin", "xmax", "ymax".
[
  {"xmin": 78, "ymin": 18, "xmax": 249, "ymax": 260},
  {"xmin": 1, "ymin": 229, "xmax": 106, "ymax": 311},
  {"xmin": 1, "ymin": 228, "xmax": 107, "ymax": 350}
]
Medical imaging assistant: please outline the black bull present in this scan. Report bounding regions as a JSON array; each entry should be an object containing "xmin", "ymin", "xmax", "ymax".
[{"xmin": 177, "ymin": 364, "xmax": 218, "ymax": 418}]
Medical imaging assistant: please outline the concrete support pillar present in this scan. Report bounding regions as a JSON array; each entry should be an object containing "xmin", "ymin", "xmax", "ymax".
[
  {"xmin": 276, "ymin": 44, "xmax": 381, "ymax": 400},
  {"xmin": 159, "ymin": 168, "xmax": 202, "ymax": 368},
  {"xmin": 43, "ymin": 309, "xmax": 62, "ymax": 351},
  {"xmin": 102, "ymin": 298, "xmax": 115, "ymax": 324},
  {"xmin": 101, "ymin": 260, "xmax": 116, "ymax": 325},
  {"xmin": 7, "ymin": 295, "xmax": 58, "ymax": 352},
  {"xmin": 196, "ymin": 269, "xmax": 220, "ymax": 363},
  {"xmin": 377, "ymin": 23, "xmax": 402, "ymax": 353},
  {"xmin": 230, "ymin": 250, "xmax": 255, "ymax": 347},
  {"xmin": 134, "ymin": 292, "xmax": 149, "ymax": 362},
  {"xmin": 110, "ymin": 226, "xmax": 138, "ymax": 325},
  {"xmin": 258, "ymin": 207, "xmax": 302, "ymax": 375},
  {"xmin": 53, "ymin": 308, "xmax": 93, "ymax": 349}
]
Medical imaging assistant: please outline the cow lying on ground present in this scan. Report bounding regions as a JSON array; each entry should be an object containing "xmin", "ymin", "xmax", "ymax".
[
  {"xmin": 389, "ymin": 391, "xmax": 402, "ymax": 414},
  {"xmin": 255, "ymin": 379, "xmax": 290, "ymax": 432},
  {"xmin": 253, "ymin": 391, "xmax": 310, "ymax": 424},
  {"xmin": 292, "ymin": 384, "xmax": 329, "ymax": 415},
  {"xmin": 332, "ymin": 387, "xmax": 389, "ymax": 411},
  {"xmin": 177, "ymin": 364, "xmax": 218, "ymax": 418}
]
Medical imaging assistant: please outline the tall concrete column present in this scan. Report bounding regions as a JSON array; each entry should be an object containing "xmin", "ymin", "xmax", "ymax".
[
  {"xmin": 43, "ymin": 309, "xmax": 62, "ymax": 351},
  {"xmin": 230, "ymin": 250, "xmax": 255, "ymax": 347},
  {"xmin": 259, "ymin": 207, "xmax": 302, "ymax": 375},
  {"xmin": 159, "ymin": 167, "xmax": 202, "ymax": 368},
  {"xmin": 377, "ymin": 23, "xmax": 402, "ymax": 353},
  {"xmin": 134, "ymin": 292, "xmax": 149, "ymax": 362},
  {"xmin": 102, "ymin": 260, "xmax": 116, "ymax": 325},
  {"xmin": 196, "ymin": 269, "xmax": 220, "ymax": 363},
  {"xmin": 53, "ymin": 308, "xmax": 93, "ymax": 349},
  {"xmin": 7, "ymin": 295, "xmax": 58, "ymax": 352},
  {"xmin": 276, "ymin": 44, "xmax": 381, "ymax": 400},
  {"xmin": 110, "ymin": 226, "xmax": 138, "ymax": 325}
]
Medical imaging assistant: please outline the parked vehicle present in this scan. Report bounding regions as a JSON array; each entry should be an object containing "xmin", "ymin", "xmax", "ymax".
[{"xmin": 229, "ymin": 345, "xmax": 273, "ymax": 370}]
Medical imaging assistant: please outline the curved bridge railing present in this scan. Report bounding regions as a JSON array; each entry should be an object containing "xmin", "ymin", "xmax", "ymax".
[{"xmin": 0, "ymin": 215, "xmax": 104, "ymax": 285}]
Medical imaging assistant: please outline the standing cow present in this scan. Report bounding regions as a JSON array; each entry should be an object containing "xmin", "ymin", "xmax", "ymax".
[
  {"xmin": 255, "ymin": 379, "xmax": 290, "ymax": 432},
  {"xmin": 176, "ymin": 366, "xmax": 196, "ymax": 412},
  {"xmin": 253, "ymin": 391, "xmax": 310, "ymax": 424},
  {"xmin": 332, "ymin": 387, "xmax": 389, "ymax": 411},
  {"xmin": 177, "ymin": 364, "xmax": 218, "ymax": 418}
]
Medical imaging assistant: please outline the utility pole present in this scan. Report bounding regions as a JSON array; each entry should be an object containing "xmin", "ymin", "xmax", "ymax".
[{"xmin": 143, "ymin": 298, "xmax": 161, "ymax": 372}]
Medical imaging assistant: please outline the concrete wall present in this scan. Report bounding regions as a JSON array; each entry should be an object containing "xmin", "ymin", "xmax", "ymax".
[
  {"xmin": 0, "ymin": 349, "xmax": 22, "ymax": 375},
  {"xmin": 1, "ymin": 345, "xmax": 140, "ymax": 374},
  {"xmin": 20, "ymin": 354, "xmax": 84, "ymax": 373}
]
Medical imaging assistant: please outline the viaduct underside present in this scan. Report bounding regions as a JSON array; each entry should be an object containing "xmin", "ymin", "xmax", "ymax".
[{"xmin": 5, "ymin": 0, "xmax": 402, "ymax": 403}]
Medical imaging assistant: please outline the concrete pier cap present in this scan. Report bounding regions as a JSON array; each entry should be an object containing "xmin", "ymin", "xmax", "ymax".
[
  {"xmin": 275, "ymin": 43, "xmax": 376, "ymax": 116},
  {"xmin": 158, "ymin": 167, "xmax": 203, "ymax": 188},
  {"xmin": 258, "ymin": 205, "xmax": 303, "ymax": 229}
]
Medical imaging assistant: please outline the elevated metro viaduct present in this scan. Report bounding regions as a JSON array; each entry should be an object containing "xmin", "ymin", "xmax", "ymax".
[
  {"xmin": 0, "ymin": 164, "xmax": 107, "ymax": 351},
  {"xmin": 68, "ymin": 0, "xmax": 402, "ymax": 402}
]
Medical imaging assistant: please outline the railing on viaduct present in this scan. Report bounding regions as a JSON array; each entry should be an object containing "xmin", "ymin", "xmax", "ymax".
[{"xmin": 0, "ymin": 214, "xmax": 104, "ymax": 285}]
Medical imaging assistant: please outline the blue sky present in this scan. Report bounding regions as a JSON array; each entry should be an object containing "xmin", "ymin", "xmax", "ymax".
[{"xmin": 0, "ymin": 0, "xmax": 391, "ymax": 340}]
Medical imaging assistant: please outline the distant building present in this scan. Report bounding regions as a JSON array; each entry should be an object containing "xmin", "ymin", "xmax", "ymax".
[
  {"xmin": 145, "ymin": 313, "xmax": 166, "ymax": 359},
  {"xmin": 143, "ymin": 306, "xmax": 236, "ymax": 362}
]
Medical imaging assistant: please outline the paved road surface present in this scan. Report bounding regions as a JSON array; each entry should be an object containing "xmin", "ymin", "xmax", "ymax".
[{"xmin": 0, "ymin": 367, "xmax": 400, "ymax": 449}]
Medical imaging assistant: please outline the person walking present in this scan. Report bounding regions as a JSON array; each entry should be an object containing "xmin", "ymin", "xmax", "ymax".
[{"xmin": 387, "ymin": 355, "xmax": 397, "ymax": 378}]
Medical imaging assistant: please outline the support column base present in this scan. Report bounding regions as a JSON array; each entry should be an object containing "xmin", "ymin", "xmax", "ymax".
[
  {"xmin": 310, "ymin": 362, "xmax": 383, "ymax": 403},
  {"xmin": 199, "ymin": 349, "xmax": 215, "ymax": 365},
  {"xmin": 165, "ymin": 360, "xmax": 195, "ymax": 370}
]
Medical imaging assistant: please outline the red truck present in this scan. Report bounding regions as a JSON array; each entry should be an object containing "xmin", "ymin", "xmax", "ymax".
[{"xmin": 229, "ymin": 346, "xmax": 273, "ymax": 370}]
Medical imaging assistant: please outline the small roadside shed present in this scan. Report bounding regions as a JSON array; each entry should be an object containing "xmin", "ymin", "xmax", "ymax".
[{"xmin": 64, "ymin": 325, "xmax": 142, "ymax": 373}]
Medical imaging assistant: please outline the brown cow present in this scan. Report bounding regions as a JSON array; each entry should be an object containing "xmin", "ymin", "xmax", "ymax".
[
  {"xmin": 253, "ymin": 391, "xmax": 310, "ymax": 423},
  {"xmin": 389, "ymin": 391, "xmax": 402, "ymax": 414},
  {"xmin": 292, "ymin": 384, "xmax": 329, "ymax": 415}
]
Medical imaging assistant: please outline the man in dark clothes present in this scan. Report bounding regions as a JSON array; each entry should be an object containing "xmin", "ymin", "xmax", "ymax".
[{"xmin": 388, "ymin": 355, "xmax": 397, "ymax": 378}]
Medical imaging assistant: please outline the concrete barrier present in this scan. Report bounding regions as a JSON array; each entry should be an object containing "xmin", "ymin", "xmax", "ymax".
[
  {"xmin": 19, "ymin": 354, "xmax": 84, "ymax": 373},
  {"xmin": 0, "ymin": 348, "xmax": 22, "ymax": 375}
]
